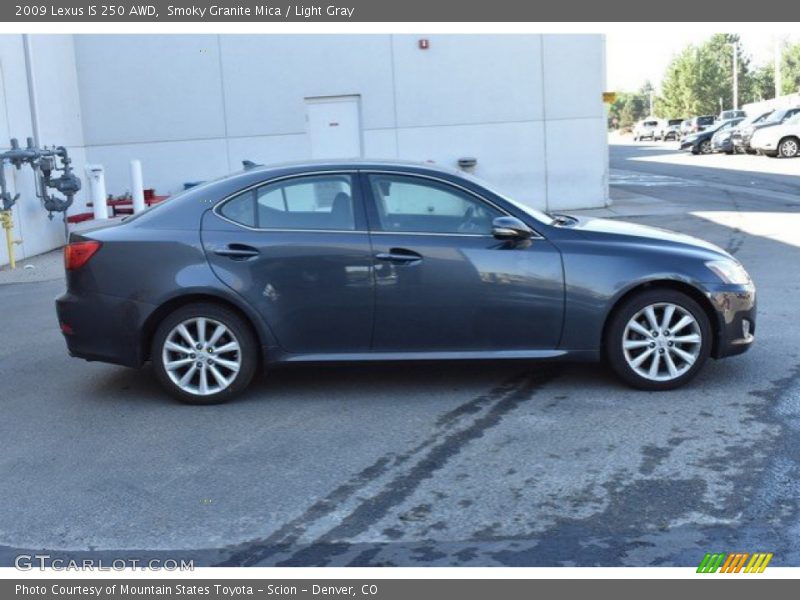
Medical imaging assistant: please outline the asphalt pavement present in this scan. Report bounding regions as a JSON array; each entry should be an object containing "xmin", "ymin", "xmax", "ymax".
[{"xmin": 2, "ymin": 140, "xmax": 800, "ymax": 567}]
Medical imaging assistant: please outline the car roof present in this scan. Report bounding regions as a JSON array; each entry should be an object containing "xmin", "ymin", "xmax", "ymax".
[{"xmin": 238, "ymin": 158, "xmax": 465, "ymax": 179}]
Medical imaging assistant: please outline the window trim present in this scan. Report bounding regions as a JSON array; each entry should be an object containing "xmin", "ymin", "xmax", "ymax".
[
  {"xmin": 213, "ymin": 168, "xmax": 545, "ymax": 239},
  {"xmin": 361, "ymin": 170, "xmax": 544, "ymax": 239},
  {"xmin": 212, "ymin": 170, "xmax": 365, "ymax": 233}
]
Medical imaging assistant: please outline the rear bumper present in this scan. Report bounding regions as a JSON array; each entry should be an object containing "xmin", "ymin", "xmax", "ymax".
[
  {"xmin": 56, "ymin": 290, "xmax": 155, "ymax": 368},
  {"xmin": 706, "ymin": 283, "xmax": 756, "ymax": 359}
]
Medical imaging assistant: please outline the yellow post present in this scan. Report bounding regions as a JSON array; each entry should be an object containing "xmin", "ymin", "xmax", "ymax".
[{"xmin": 1, "ymin": 210, "xmax": 16, "ymax": 270}]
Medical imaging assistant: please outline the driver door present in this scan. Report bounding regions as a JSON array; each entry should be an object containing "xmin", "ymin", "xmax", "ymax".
[{"xmin": 363, "ymin": 172, "xmax": 564, "ymax": 352}]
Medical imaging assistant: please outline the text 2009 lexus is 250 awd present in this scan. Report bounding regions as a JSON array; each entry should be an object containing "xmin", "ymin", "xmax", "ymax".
[{"xmin": 56, "ymin": 161, "xmax": 755, "ymax": 404}]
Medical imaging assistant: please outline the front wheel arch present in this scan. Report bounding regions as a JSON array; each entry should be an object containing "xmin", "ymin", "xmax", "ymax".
[{"xmin": 601, "ymin": 280, "xmax": 721, "ymax": 360}]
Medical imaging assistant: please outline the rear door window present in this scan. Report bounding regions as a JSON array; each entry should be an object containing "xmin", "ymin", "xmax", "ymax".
[{"xmin": 219, "ymin": 174, "xmax": 358, "ymax": 231}]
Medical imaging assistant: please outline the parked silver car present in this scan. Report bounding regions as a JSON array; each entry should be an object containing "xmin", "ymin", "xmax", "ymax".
[{"xmin": 633, "ymin": 119, "xmax": 660, "ymax": 141}]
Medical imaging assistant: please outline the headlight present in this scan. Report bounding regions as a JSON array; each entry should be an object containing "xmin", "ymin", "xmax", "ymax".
[{"xmin": 705, "ymin": 260, "xmax": 751, "ymax": 284}]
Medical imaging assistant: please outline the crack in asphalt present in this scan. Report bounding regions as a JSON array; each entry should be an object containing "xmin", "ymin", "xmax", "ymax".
[
  {"xmin": 216, "ymin": 369, "xmax": 558, "ymax": 566},
  {"xmin": 725, "ymin": 362, "xmax": 800, "ymax": 564},
  {"xmin": 719, "ymin": 188, "xmax": 747, "ymax": 257}
]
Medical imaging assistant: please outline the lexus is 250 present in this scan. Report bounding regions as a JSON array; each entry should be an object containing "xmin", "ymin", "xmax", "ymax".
[{"xmin": 56, "ymin": 161, "xmax": 755, "ymax": 404}]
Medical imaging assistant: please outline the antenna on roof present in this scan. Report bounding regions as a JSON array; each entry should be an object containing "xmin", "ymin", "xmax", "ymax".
[{"xmin": 242, "ymin": 160, "xmax": 262, "ymax": 170}]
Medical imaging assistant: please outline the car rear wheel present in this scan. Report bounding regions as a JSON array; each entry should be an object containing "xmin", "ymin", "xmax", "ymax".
[
  {"xmin": 605, "ymin": 290, "xmax": 711, "ymax": 391},
  {"xmin": 778, "ymin": 137, "xmax": 799, "ymax": 158},
  {"xmin": 152, "ymin": 303, "xmax": 258, "ymax": 404}
]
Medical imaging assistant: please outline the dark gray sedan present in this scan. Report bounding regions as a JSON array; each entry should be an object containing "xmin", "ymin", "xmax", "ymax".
[{"xmin": 56, "ymin": 161, "xmax": 756, "ymax": 404}]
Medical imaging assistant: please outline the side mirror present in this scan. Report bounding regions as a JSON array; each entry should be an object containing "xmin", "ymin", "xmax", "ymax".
[{"xmin": 492, "ymin": 216, "xmax": 533, "ymax": 240}]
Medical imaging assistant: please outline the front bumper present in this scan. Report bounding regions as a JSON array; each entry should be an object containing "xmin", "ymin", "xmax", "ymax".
[
  {"xmin": 751, "ymin": 139, "xmax": 775, "ymax": 153},
  {"xmin": 56, "ymin": 290, "xmax": 155, "ymax": 368},
  {"xmin": 705, "ymin": 283, "xmax": 756, "ymax": 359},
  {"xmin": 712, "ymin": 137, "xmax": 733, "ymax": 152},
  {"xmin": 680, "ymin": 140, "xmax": 698, "ymax": 151}
]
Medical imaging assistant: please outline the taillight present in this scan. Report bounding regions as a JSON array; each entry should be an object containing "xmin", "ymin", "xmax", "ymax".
[{"xmin": 64, "ymin": 240, "xmax": 102, "ymax": 271}]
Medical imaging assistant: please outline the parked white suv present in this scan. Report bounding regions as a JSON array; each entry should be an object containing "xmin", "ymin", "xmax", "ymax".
[
  {"xmin": 633, "ymin": 119, "xmax": 660, "ymax": 141},
  {"xmin": 750, "ymin": 111, "xmax": 800, "ymax": 157}
]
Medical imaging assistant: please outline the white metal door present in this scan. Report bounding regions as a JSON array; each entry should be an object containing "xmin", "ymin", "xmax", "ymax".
[{"xmin": 306, "ymin": 96, "xmax": 362, "ymax": 159}]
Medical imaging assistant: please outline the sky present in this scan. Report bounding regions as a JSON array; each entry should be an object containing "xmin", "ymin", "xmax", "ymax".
[{"xmin": 606, "ymin": 32, "xmax": 800, "ymax": 93}]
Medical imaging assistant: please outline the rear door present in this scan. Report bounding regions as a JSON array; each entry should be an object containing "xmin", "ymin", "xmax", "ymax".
[
  {"xmin": 202, "ymin": 172, "xmax": 374, "ymax": 355},
  {"xmin": 362, "ymin": 171, "xmax": 564, "ymax": 352}
]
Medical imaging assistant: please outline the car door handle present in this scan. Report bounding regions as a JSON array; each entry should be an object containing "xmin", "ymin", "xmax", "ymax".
[
  {"xmin": 214, "ymin": 244, "xmax": 260, "ymax": 260},
  {"xmin": 375, "ymin": 249, "xmax": 423, "ymax": 264}
]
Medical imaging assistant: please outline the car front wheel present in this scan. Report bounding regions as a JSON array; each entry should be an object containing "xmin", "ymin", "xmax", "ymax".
[
  {"xmin": 778, "ymin": 137, "xmax": 799, "ymax": 158},
  {"xmin": 606, "ymin": 290, "xmax": 711, "ymax": 391},
  {"xmin": 699, "ymin": 140, "xmax": 712, "ymax": 154},
  {"xmin": 152, "ymin": 303, "xmax": 258, "ymax": 404}
]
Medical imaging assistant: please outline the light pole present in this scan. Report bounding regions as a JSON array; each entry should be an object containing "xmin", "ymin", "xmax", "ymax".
[
  {"xmin": 774, "ymin": 36, "xmax": 782, "ymax": 98},
  {"xmin": 733, "ymin": 44, "xmax": 738, "ymax": 110},
  {"xmin": 731, "ymin": 42, "xmax": 739, "ymax": 110}
]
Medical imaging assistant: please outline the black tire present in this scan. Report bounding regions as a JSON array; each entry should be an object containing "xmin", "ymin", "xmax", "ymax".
[
  {"xmin": 605, "ymin": 289, "xmax": 712, "ymax": 391},
  {"xmin": 151, "ymin": 303, "xmax": 258, "ymax": 404},
  {"xmin": 699, "ymin": 140, "xmax": 712, "ymax": 154},
  {"xmin": 778, "ymin": 137, "xmax": 800, "ymax": 158}
]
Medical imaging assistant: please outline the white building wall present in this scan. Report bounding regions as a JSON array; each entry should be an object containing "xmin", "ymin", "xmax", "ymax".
[
  {"xmin": 0, "ymin": 34, "xmax": 86, "ymax": 267},
  {"xmin": 75, "ymin": 34, "xmax": 607, "ymax": 211},
  {"xmin": 2, "ymin": 33, "xmax": 608, "ymax": 267}
]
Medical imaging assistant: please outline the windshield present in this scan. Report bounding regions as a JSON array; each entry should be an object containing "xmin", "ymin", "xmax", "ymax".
[
  {"xmin": 739, "ymin": 112, "xmax": 769, "ymax": 127},
  {"xmin": 708, "ymin": 119, "xmax": 737, "ymax": 134},
  {"xmin": 459, "ymin": 171, "xmax": 552, "ymax": 224},
  {"xmin": 120, "ymin": 179, "xmax": 217, "ymax": 222},
  {"xmin": 764, "ymin": 110, "xmax": 787, "ymax": 124}
]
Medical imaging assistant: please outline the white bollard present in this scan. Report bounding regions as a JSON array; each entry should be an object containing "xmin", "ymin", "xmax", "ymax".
[
  {"xmin": 130, "ymin": 159, "xmax": 146, "ymax": 213},
  {"xmin": 85, "ymin": 164, "xmax": 108, "ymax": 220}
]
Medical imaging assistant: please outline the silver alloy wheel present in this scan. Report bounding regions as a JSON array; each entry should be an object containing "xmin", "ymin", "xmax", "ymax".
[
  {"xmin": 161, "ymin": 317, "xmax": 241, "ymax": 396},
  {"xmin": 622, "ymin": 302, "xmax": 702, "ymax": 382},
  {"xmin": 700, "ymin": 140, "xmax": 712, "ymax": 154},
  {"xmin": 779, "ymin": 138, "xmax": 799, "ymax": 157}
]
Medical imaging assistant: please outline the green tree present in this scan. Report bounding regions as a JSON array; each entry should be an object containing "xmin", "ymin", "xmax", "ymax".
[
  {"xmin": 780, "ymin": 43, "xmax": 800, "ymax": 95},
  {"xmin": 607, "ymin": 84, "xmax": 652, "ymax": 130},
  {"xmin": 658, "ymin": 34, "xmax": 753, "ymax": 117},
  {"xmin": 750, "ymin": 64, "xmax": 775, "ymax": 101}
]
